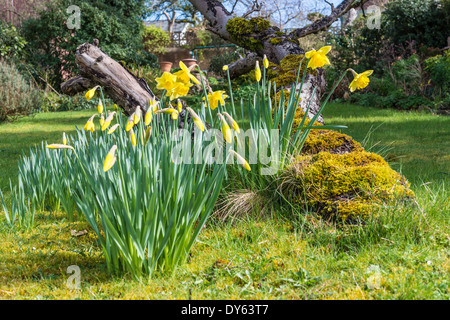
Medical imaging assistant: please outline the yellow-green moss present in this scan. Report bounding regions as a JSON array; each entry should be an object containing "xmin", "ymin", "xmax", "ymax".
[
  {"xmin": 302, "ymin": 130, "xmax": 364, "ymax": 155},
  {"xmin": 269, "ymin": 37, "xmax": 283, "ymax": 45},
  {"xmin": 268, "ymin": 54, "xmax": 316, "ymax": 87},
  {"xmin": 283, "ymin": 151, "xmax": 415, "ymax": 222},
  {"xmin": 225, "ymin": 17, "xmax": 271, "ymax": 51}
]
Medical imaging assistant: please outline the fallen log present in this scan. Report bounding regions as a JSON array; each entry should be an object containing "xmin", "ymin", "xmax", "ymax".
[{"xmin": 61, "ymin": 40, "xmax": 157, "ymax": 116}]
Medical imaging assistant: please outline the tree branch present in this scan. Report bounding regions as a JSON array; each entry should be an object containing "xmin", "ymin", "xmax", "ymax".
[{"xmin": 293, "ymin": 0, "xmax": 359, "ymax": 38}]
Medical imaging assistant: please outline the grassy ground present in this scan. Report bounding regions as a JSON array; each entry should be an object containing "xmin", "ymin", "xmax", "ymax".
[{"xmin": 0, "ymin": 104, "xmax": 448, "ymax": 300}]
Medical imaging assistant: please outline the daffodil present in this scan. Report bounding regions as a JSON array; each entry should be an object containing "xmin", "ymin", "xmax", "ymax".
[
  {"xmin": 102, "ymin": 111, "xmax": 116, "ymax": 131},
  {"xmin": 130, "ymin": 128, "xmax": 137, "ymax": 147},
  {"xmin": 125, "ymin": 117, "xmax": 134, "ymax": 132},
  {"xmin": 255, "ymin": 61, "xmax": 261, "ymax": 82},
  {"xmin": 218, "ymin": 113, "xmax": 232, "ymax": 144},
  {"xmin": 263, "ymin": 54, "xmax": 269, "ymax": 69},
  {"xmin": 156, "ymin": 72, "xmax": 177, "ymax": 91},
  {"xmin": 222, "ymin": 112, "xmax": 240, "ymax": 133},
  {"xmin": 230, "ymin": 150, "xmax": 251, "ymax": 171},
  {"xmin": 83, "ymin": 114, "xmax": 96, "ymax": 132},
  {"xmin": 305, "ymin": 46, "xmax": 331, "ymax": 70},
  {"xmin": 144, "ymin": 110, "xmax": 152, "ymax": 126},
  {"xmin": 144, "ymin": 126, "xmax": 152, "ymax": 145},
  {"xmin": 223, "ymin": 65, "xmax": 228, "ymax": 71},
  {"xmin": 62, "ymin": 132, "xmax": 67, "ymax": 145},
  {"xmin": 85, "ymin": 86, "xmax": 99, "ymax": 101},
  {"xmin": 156, "ymin": 107, "xmax": 179, "ymax": 120},
  {"xmin": 168, "ymin": 82, "xmax": 191, "ymax": 101},
  {"xmin": 149, "ymin": 100, "xmax": 159, "ymax": 113},
  {"xmin": 99, "ymin": 113, "xmax": 105, "ymax": 127},
  {"xmin": 186, "ymin": 107, "xmax": 205, "ymax": 132},
  {"xmin": 205, "ymin": 90, "xmax": 228, "ymax": 110},
  {"xmin": 133, "ymin": 108, "xmax": 141, "ymax": 125},
  {"xmin": 114, "ymin": 104, "xmax": 119, "ymax": 111},
  {"xmin": 103, "ymin": 145, "xmax": 117, "ymax": 172},
  {"xmin": 107, "ymin": 123, "xmax": 120, "ymax": 134},
  {"xmin": 46, "ymin": 144, "xmax": 74, "ymax": 151},
  {"xmin": 97, "ymin": 98, "xmax": 104, "ymax": 114},
  {"xmin": 177, "ymin": 99, "xmax": 183, "ymax": 113},
  {"xmin": 178, "ymin": 61, "xmax": 200, "ymax": 85},
  {"xmin": 348, "ymin": 69, "xmax": 373, "ymax": 92}
]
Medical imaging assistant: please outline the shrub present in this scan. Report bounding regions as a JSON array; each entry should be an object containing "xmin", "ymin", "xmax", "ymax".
[
  {"xmin": 143, "ymin": 25, "xmax": 171, "ymax": 55},
  {"xmin": 0, "ymin": 21, "xmax": 27, "ymax": 59},
  {"xmin": 0, "ymin": 59, "xmax": 41, "ymax": 122}
]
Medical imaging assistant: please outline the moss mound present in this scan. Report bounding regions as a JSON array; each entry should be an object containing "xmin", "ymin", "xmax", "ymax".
[
  {"xmin": 279, "ymin": 108, "xmax": 415, "ymax": 222},
  {"xmin": 282, "ymin": 151, "xmax": 414, "ymax": 222}
]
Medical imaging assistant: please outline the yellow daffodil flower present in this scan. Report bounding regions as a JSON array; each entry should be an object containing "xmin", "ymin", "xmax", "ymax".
[
  {"xmin": 83, "ymin": 114, "xmax": 96, "ymax": 132},
  {"xmin": 97, "ymin": 98, "xmax": 104, "ymax": 114},
  {"xmin": 168, "ymin": 82, "xmax": 191, "ymax": 101},
  {"xmin": 62, "ymin": 132, "xmax": 67, "ymax": 145},
  {"xmin": 230, "ymin": 150, "xmax": 251, "ymax": 171},
  {"xmin": 125, "ymin": 117, "xmax": 134, "ymax": 132},
  {"xmin": 85, "ymin": 86, "xmax": 99, "ymax": 101},
  {"xmin": 156, "ymin": 72, "xmax": 177, "ymax": 91},
  {"xmin": 222, "ymin": 112, "xmax": 240, "ymax": 133},
  {"xmin": 263, "ymin": 55, "xmax": 269, "ymax": 69},
  {"xmin": 107, "ymin": 123, "xmax": 120, "ymax": 134},
  {"xmin": 144, "ymin": 126, "xmax": 152, "ymax": 145},
  {"xmin": 46, "ymin": 144, "xmax": 74, "ymax": 151},
  {"xmin": 255, "ymin": 61, "xmax": 261, "ymax": 82},
  {"xmin": 179, "ymin": 61, "xmax": 200, "ymax": 85},
  {"xmin": 218, "ymin": 113, "xmax": 232, "ymax": 144},
  {"xmin": 223, "ymin": 65, "xmax": 228, "ymax": 71},
  {"xmin": 155, "ymin": 107, "xmax": 179, "ymax": 120},
  {"xmin": 103, "ymin": 145, "xmax": 117, "ymax": 172},
  {"xmin": 144, "ymin": 110, "xmax": 152, "ymax": 126},
  {"xmin": 305, "ymin": 46, "xmax": 331, "ymax": 70},
  {"xmin": 130, "ymin": 128, "xmax": 137, "ymax": 147},
  {"xmin": 349, "ymin": 69, "xmax": 373, "ymax": 92},
  {"xmin": 186, "ymin": 107, "xmax": 205, "ymax": 132},
  {"xmin": 149, "ymin": 100, "xmax": 159, "ymax": 113},
  {"xmin": 102, "ymin": 111, "xmax": 116, "ymax": 131},
  {"xmin": 205, "ymin": 90, "xmax": 228, "ymax": 110},
  {"xmin": 99, "ymin": 113, "xmax": 105, "ymax": 127}
]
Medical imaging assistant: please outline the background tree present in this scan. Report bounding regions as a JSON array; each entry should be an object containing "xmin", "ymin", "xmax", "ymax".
[{"xmin": 20, "ymin": 0, "xmax": 157, "ymax": 89}]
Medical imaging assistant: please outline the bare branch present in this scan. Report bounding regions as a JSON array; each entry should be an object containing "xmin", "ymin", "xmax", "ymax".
[
  {"xmin": 242, "ymin": 0, "xmax": 262, "ymax": 18},
  {"xmin": 293, "ymin": 0, "xmax": 360, "ymax": 38}
]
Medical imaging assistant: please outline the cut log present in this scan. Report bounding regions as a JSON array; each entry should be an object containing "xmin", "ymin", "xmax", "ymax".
[{"xmin": 61, "ymin": 40, "xmax": 157, "ymax": 116}]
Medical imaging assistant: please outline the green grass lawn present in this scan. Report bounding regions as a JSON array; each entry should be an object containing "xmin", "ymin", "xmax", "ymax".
[{"xmin": 0, "ymin": 104, "xmax": 448, "ymax": 299}]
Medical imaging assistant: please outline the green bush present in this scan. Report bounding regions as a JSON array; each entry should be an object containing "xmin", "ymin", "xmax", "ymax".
[
  {"xmin": 0, "ymin": 59, "xmax": 41, "ymax": 123},
  {"xmin": 383, "ymin": 0, "xmax": 450, "ymax": 49},
  {"xmin": 143, "ymin": 25, "xmax": 171, "ymax": 55},
  {"xmin": 425, "ymin": 50, "xmax": 450, "ymax": 94},
  {"xmin": 0, "ymin": 21, "xmax": 27, "ymax": 59}
]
